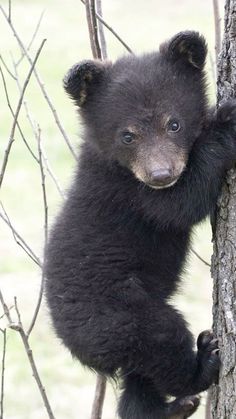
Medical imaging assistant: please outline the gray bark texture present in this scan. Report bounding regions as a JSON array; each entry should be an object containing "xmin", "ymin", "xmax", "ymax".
[{"xmin": 211, "ymin": 0, "xmax": 236, "ymax": 417}]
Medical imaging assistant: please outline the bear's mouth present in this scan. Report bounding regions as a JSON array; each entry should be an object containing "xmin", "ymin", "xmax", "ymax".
[{"xmin": 146, "ymin": 176, "xmax": 180, "ymax": 190}]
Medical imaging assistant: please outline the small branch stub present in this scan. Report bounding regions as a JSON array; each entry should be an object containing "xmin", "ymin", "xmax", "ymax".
[{"xmin": 91, "ymin": 375, "xmax": 107, "ymax": 419}]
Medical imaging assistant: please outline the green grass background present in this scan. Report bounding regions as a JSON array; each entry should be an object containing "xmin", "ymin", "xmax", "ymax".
[{"xmin": 0, "ymin": 0, "xmax": 224, "ymax": 417}]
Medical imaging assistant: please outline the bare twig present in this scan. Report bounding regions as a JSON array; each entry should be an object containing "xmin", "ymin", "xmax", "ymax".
[
  {"xmin": 37, "ymin": 127, "xmax": 48, "ymax": 243},
  {"xmin": 12, "ymin": 297, "xmax": 55, "ymax": 419},
  {"xmin": 209, "ymin": 50, "xmax": 216, "ymax": 88},
  {"xmin": 0, "ymin": 55, "xmax": 16, "ymax": 79},
  {"xmin": 205, "ymin": 390, "xmax": 211, "ymax": 419},
  {"xmin": 85, "ymin": 0, "xmax": 102, "ymax": 59},
  {"xmin": 212, "ymin": 0, "xmax": 222, "ymax": 63},
  {"xmin": 27, "ymin": 127, "xmax": 48, "ymax": 337},
  {"xmin": 0, "ymin": 306, "xmax": 14, "ymax": 321},
  {"xmin": 96, "ymin": 0, "xmax": 107, "ymax": 59},
  {"xmin": 0, "ymin": 204, "xmax": 41, "ymax": 267},
  {"xmin": 80, "ymin": 0, "xmax": 133, "ymax": 53},
  {"xmin": 0, "ymin": 291, "xmax": 12, "ymax": 325},
  {"xmin": 91, "ymin": 375, "xmax": 107, "ymax": 419},
  {"xmin": 16, "ymin": 10, "xmax": 45, "ymax": 66},
  {"xmin": 8, "ymin": 0, "xmax": 11, "ymax": 23},
  {"xmin": 190, "ymin": 246, "xmax": 211, "ymax": 268},
  {"xmin": 11, "ymin": 59, "xmax": 64, "ymax": 198},
  {"xmin": 0, "ymin": 291, "xmax": 55, "ymax": 419},
  {"xmin": 0, "ymin": 38, "xmax": 46, "ymax": 189},
  {"xmin": 0, "ymin": 62, "xmax": 39, "ymax": 162},
  {"xmin": 41, "ymin": 150, "xmax": 65, "ymax": 199},
  {"xmin": 0, "ymin": 329, "xmax": 6, "ymax": 419},
  {"xmin": 0, "ymin": 4, "xmax": 77, "ymax": 159}
]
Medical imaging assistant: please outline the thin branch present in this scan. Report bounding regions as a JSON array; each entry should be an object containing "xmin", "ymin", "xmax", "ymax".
[
  {"xmin": 0, "ymin": 204, "xmax": 41, "ymax": 267},
  {"xmin": 80, "ymin": 0, "xmax": 133, "ymax": 53},
  {"xmin": 11, "ymin": 59, "xmax": 64, "ymax": 198},
  {"xmin": 213, "ymin": 0, "xmax": 222, "ymax": 63},
  {"xmin": 0, "ymin": 291, "xmax": 12, "ymax": 325},
  {"xmin": 9, "ymin": 297, "xmax": 55, "ymax": 419},
  {"xmin": 205, "ymin": 390, "xmax": 211, "ymax": 419},
  {"xmin": 0, "ymin": 38, "xmax": 46, "ymax": 189},
  {"xmin": 0, "ymin": 55, "xmax": 16, "ymax": 79},
  {"xmin": 96, "ymin": 0, "xmax": 108, "ymax": 59},
  {"xmin": 0, "ymin": 329, "xmax": 6, "ymax": 419},
  {"xmin": 42, "ymin": 150, "xmax": 65, "ymax": 199},
  {"xmin": 85, "ymin": 0, "xmax": 102, "ymax": 59},
  {"xmin": 90, "ymin": 0, "xmax": 102, "ymax": 59},
  {"xmin": 0, "ymin": 306, "xmax": 14, "ymax": 321},
  {"xmin": 0, "ymin": 62, "xmax": 39, "ymax": 163},
  {"xmin": 0, "ymin": 4, "xmax": 77, "ymax": 159},
  {"xmin": 190, "ymin": 246, "xmax": 211, "ymax": 268},
  {"xmin": 209, "ymin": 50, "xmax": 216, "ymax": 88},
  {"xmin": 91, "ymin": 375, "xmax": 107, "ymax": 419},
  {"xmin": 8, "ymin": 0, "xmax": 11, "ymax": 23},
  {"xmin": 16, "ymin": 10, "xmax": 45, "ymax": 66},
  {"xmin": 37, "ymin": 127, "xmax": 48, "ymax": 243},
  {"xmin": 27, "ymin": 127, "xmax": 48, "ymax": 337}
]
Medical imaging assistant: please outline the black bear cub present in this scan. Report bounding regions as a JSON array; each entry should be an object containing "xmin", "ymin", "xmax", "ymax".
[{"xmin": 45, "ymin": 31, "xmax": 236, "ymax": 418}]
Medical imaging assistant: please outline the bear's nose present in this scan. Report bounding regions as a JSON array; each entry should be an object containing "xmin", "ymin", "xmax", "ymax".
[{"xmin": 150, "ymin": 168, "xmax": 172, "ymax": 185}]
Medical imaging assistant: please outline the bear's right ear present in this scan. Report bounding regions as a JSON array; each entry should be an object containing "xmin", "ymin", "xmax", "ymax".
[
  {"xmin": 63, "ymin": 60, "xmax": 111, "ymax": 106},
  {"xmin": 160, "ymin": 31, "xmax": 207, "ymax": 70}
]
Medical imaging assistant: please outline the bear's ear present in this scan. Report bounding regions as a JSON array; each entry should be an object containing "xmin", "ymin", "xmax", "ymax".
[
  {"xmin": 63, "ymin": 60, "xmax": 111, "ymax": 106},
  {"xmin": 160, "ymin": 31, "xmax": 207, "ymax": 70}
]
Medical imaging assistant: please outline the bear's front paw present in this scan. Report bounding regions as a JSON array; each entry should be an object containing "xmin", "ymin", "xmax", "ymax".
[
  {"xmin": 217, "ymin": 100, "xmax": 236, "ymax": 126},
  {"xmin": 195, "ymin": 330, "xmax": 220, "ymax": 392},
  {"xmin": 166, "ymin": 395, "xmax": 200, "ymax": 418}
]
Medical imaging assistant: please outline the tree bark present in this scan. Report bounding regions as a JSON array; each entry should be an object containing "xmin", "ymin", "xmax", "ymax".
[{"xmin": 211, "ymin": 0, "xmax": 236, "ymax": 418}]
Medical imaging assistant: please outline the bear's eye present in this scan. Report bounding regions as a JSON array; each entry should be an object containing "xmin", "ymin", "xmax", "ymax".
[
  {"xmin": 167, "ymin": 120, "xmax": 181, "ymax": 133},
  {"xmin": 122, "ymin": 131, "xmax": 136, "ymax": 145}
]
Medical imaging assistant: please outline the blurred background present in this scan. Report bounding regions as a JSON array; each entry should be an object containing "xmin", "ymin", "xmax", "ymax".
[{"xmin": 0, "ymin": 0, "xmax": 225, "ymax": 418}]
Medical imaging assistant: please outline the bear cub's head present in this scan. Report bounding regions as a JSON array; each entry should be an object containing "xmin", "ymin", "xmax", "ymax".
[{"xmin": 64, "ymin": 31, "xmax": 207, "ymax": 190}]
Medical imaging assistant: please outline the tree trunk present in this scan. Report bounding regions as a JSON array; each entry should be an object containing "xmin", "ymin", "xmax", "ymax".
[{"xmin": 211, "ymin": 0, "xmax": 236, "ymax": 418}]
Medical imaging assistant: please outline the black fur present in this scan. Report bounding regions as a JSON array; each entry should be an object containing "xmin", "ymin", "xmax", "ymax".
[{"xmin": 45, "ymin": 31, "xmax": 236, "ymax": 418}]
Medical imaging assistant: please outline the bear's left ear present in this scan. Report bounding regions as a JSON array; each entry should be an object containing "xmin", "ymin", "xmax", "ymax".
[
  {"xmin": 160, "ymin": 31, "xmax": 207, "ymax": 70},
  {"xmin": 63, "ymin": 60, "xmax": 111, "ymax": 106}
]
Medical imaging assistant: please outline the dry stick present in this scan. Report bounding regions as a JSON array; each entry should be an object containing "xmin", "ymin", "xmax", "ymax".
[
  {"xmin": 0, "ymin": 306, "xmax": 14, "ymax": 321},
  {"xmin": 85, "ymin": 0, "xmax": 96, "ymax": 58},
  {"xmin": 27, "ymin": 127, "xmax": 48, "ymax": 337},
  {"xmin": 11, "ymin": 58, "xmax": 65, "ymax": 199},
  {"xmin": 8, "ymin": 0, "xmax": 11, "ymax": 23},
  {"xmin": 0, "ymin": 38, "xmax": 46, "ymax": 189},
  {"xmin": 41, "ymin": 150, "xmax": 65, "ymax": 199},
  {"xmin": 1, "ymin": 55, "xmax": 64, "ymax": 200},
  {"xmin": 213, "ymin": 0, "xmax": 222, "ymax": 64},
  {"xmin": 0, "ymin": 4, "xmax": 77, "ymax": 159},
  {"xmin": 16, "ymin": 10, "xmax": 45, "ymax": 66},
  {"xmin": 89, "ymin": 0, "xmax": 102, "ymax": 59},
  {"xmin": 190, "ymin": 246, "xmax": 211, "ymax": 268},
  {"xmin": 91, "ymin": 375, "xmax": 107, "ymax": 419},
  {"xmin": 96, "ymin": 0, "xmax": 107, "ymax": 59},
  {"xmin": 80, "ymin": 0, "xmax": 133, "ymax": 53},
  {"xmin": 209, "ymin": 50, "xmax": 217, "ymax": 88},
  {"xmin": 0, "ymin": 291, "xmax": 55, "ymax": 419},
  {"xmin": 0, "ymin": 205, "xmax": 41, "ymax": 267},
  {"xmin": 84, "ymin": 1, "xmax": 107, "ymax": 416},
  {"xmin": 0, "ymin": 55, "xmax": 16, "ymax": 79},
  {"xmin": 85, "ymin": 0, "xmax": 102, "ymax": 59},
  {"xmin": 10, "ymin": 296, "xmax": 55, "ymax": 419},
  {"xmin": 0, "ymin": 329, "xmax": 6, "ymax": 419},
  {"xmin": 0, "ymin": 63, "xmax": 39, "ymax": 163}
]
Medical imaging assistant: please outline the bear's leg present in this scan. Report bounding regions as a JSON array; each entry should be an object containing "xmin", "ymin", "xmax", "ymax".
[
  {"xmin": 130, "ymin": 301, "xmax": 219, "ymax": 398},
  {"xmin": 118, "ymin": 373, "xmax": 200, "ymax": 419}
]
